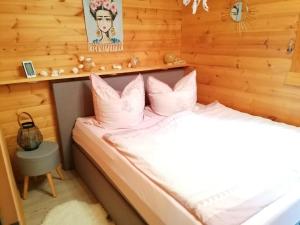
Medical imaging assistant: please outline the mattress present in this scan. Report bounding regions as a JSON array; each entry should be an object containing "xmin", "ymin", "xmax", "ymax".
[
  {"xmin": 73, "ymin": 107, "xmax": 201, "ymax": 225},
  {"xmin": 73, "ymin": 103, "xmax": 300, "ymax": 225}
]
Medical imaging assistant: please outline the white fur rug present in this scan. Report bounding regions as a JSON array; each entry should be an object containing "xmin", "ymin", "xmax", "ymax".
[{"xmin": 41, "ymin": 200, "xmax": 115, "ymax": 225}]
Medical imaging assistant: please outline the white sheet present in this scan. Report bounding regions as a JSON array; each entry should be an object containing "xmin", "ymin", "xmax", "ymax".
[
  {"xmin": 73, "ymin": 103, "xmax": 300, "ymax": 225},
  {"xmin": 105, "ymin": 102, "xmax": 300, "ymax": 225},
  {"xmin": 73, "ymin": 107, "xmax": 202, "ymax": 225}
]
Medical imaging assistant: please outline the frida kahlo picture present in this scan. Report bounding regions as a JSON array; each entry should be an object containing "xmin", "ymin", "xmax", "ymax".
[{"xmin": 83, "ymin": 0, "xmax": 123, "ymax": 52}]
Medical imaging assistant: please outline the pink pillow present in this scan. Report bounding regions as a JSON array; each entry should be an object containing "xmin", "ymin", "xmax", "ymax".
[
  {"xmin": 147, "ymin": 70, "xmax": 197, "ymax": 116},
  {"xmin": 90, "ymin": 74, "xmax": 145, "ymax": 129}
]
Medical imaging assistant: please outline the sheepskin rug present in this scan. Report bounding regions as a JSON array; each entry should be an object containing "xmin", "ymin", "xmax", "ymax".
[{"xmin": 41, "ymin": 200, "xmax": 115, "ymax": 225}]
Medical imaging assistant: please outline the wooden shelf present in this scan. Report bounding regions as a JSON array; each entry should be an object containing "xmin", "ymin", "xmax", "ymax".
[{"xmin": 0, "ymin": 64, "xmax": 187, "ymax": 86}]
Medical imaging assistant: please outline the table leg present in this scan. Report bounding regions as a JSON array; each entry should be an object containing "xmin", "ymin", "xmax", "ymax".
[
  {"xmin": 46, "ymin": 173, "xmax": 57, "ymax": 198},
  {"xmin": 23, "ymin": 176, "xmax": 29, "ymax": 200},
  {"xmin": 56, "ymin": 164, "xmax": 64, "ymax": 180}
]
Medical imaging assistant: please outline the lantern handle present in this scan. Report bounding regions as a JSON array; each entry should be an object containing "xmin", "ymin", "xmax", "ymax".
[{"xmin": 17, "ymin": 112, "xmax": 34, "ymax": 127}]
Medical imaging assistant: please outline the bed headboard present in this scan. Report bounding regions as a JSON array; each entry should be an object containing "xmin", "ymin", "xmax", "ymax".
[{"xmin": 52, "ymin": 68, "xmax": 186, "ymax": 169}]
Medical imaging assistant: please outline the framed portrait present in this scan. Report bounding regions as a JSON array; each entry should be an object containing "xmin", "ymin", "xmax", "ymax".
[
  {"xmin": 22, "ymin": 61, "xmax": 36, "ymax": 78},
  {"xmin": 83, "ymin": 0, "xmax": 124, "ymax": 52}
]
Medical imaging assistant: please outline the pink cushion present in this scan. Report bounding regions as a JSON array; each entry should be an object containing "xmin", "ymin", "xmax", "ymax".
[
  {"xmin": 90, "ymin": 74, "xmax": 145, "ymax": 128},
  {"xmin": 147, "ymin": 70, "xmax": 197, "ymax": 116}
]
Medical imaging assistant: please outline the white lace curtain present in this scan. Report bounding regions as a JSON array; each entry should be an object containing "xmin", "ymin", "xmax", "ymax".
[{"xmin": 183, "ymin": 0, "xmax": 209, "ymax": 14}]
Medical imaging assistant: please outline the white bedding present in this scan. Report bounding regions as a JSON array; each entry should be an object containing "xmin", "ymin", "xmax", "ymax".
[
  {"xmin": 104, "ymin": 102, "xmax": 300, "ymax": 225},
  {"xmin": 73, "ymin": 107, "xmax": 202, "ymax": 225}
]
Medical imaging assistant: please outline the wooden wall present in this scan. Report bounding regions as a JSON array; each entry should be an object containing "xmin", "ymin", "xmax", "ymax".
[
  {"xmin": 0, "ymin": 82, "xmax": 57, "ymax": 157},
  {"xmin": 0, "ymin": 0, "xmax": 182, "ymax": 157},
  {"xmin": 182, "ymin": 0, "xmax": 300, "ymax": 126},
  {"xmin": 3, "ymin": 0, "xmax": 300, "ymax": 156},
  {"xmin": 0, "ymin": 129, "xmax": 25, "ymax": 225}
]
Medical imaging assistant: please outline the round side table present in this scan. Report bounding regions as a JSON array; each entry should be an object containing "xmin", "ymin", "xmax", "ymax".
[{"xmin": 15, "ymin": 141, "xmax": 64, "ymax": 199}]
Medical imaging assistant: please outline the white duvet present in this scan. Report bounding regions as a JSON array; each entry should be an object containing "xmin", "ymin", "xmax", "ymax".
[{"xmin": 104, "ymin": 103, "xmax": 300, "ymax": 225}]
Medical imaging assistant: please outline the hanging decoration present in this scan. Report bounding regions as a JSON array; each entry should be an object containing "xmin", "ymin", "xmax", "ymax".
[
  {"xmin": 83, "ymin": 0, "xmax": 123, "ymax": 52},
  {"xmin": 183, "ymin": 0, "xmax": 209, "ymax": 14},
  {"xmin": 222, "ymin": 0, "xmax": 256, "ymax": 33}
]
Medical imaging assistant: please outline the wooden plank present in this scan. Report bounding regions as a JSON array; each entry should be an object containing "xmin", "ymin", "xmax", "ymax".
[
  {"xmin": 285, "ymin": 72, "xmax": 300, "ymax": 86},
  {"xmin": 183, "ymin": 53, "xmax": 291, "ymax": 73},
  {"xmin": 0, "ymin": 41, "xmax": 181, "ymax": 59},
  {"xmin": 197, "ymin": 68, "xmax": 300, "ymax": 100},
  {"xmin": 0, "ymin": 129, "xmax": 26, "ymax": 225},
  {"xmin": 0, "ymin": 13, "xmax": 181, "ymax": 30},
  {"xmin": 0, "ymin": 1, "xmax": 83, "ymax": 16},
  {"xmin": 291, "ymin": 15, "xmax": 300, "ymax": 72},
  {"xmin": 0, "ymin": 0, "xmax": 181, "ymax": 15},
  {"xmin": 0, "ymin": 105, "xmax": 54, "ymax": 124},
  {"xmin": 0, "ymin": 51, "xmax": 182, "ymax": 76},
  {"xmin": 183, "ymin": 14, "xmax": 298, "ymax": 34},
  {"xmin": 0, "ymin": 64, "xmax": 187, "ymax": 85},
  {"xmin": 181, "ymin": 44, "xmax": 290, "ymax": 58}
]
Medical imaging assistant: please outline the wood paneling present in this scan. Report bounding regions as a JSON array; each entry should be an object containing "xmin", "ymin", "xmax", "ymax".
[
  {"xmin": 0, "ymin": 0, "xmax": 182, "ymax": 157},
  {"xmin": 182, "ymin": 0, "xmax": 300, "ymax": 126},
  {"xmin": 0, "ymin": 1, "xmax": 182, "ymax": 78},
  {"xmin": 0, "ymin": 82, "xmax": 57, "ymax": 157},
  {"xmin": 0, "ymin": 129, "xmax": 25, "ymax": 225},
  {"xmin": 286, "ymin": 13, "xmax": 300, "ymax": 86}
]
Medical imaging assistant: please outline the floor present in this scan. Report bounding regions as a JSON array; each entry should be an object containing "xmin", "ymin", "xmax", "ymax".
[{"xmin": 21, "ymin": 170, "xmax": 98, "ymax": 225}]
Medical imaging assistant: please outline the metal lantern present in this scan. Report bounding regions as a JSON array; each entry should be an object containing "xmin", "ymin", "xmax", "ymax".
[{"xmin": 17, "ymin": 112, "xmax": 43, "ymax": 151}]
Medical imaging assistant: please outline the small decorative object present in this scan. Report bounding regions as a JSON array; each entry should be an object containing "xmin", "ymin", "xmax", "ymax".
[
  {"xmin": 112, "ymin": 64, "xmax": 122, "ymax": 70},
  {"xmin": 17, "ymin": 112, "xmax": 43, "ymax": 151},
  {"xmin": 100, "ymin": 66, "xmax": 106, "ymax": 71},
  {"xmin": 51, "ymin": 69, "xmax": 60, "ymax": 77},
  {"xmin": 164, "ymin": 53, "xmax": 177, "ymax": 64},
  {"xmin": 163, "ymin": 53, "xmax": 186, "ymax": 65},
  {"xmin": 72, "ymin": 67, "xmax": 79, "ymax": 74},
  {"xmin": 39, "ymin": 70, "xmax": 48, "ymax": 77},
  {"xmin": 79, "ymin": 55, "xmax": 85, "ymax": 62},
  {"xmin": 183, "ymin": 0, "xmax": 209, "ymax": 14},
  {"xmin": 287, "ymin": 39, "xmax": 295, "ymax": 54},
  {"xmin": 128, "ymin": 56, "xmax": 140, "ymax": 68},
  {"xmin": 224, "ymin": 0, "xmax": 255, "ymax": 33},
  {"xmin": 174, "ymin": 58, "xmax": 186, "ymax": 65},
  {"xmin": 83, "ymin": 57, "xmax": 96, "ymax": 72},
  {"xmin": 183, "ymin": 0, "xmax": 191, "ymax": 6},
  {"xmin": 72, "ymin": 55, "xmax": 96, "ymax": 74},
  {"xmin": 83, "ymin": 0, "xmax": 124, "ymax": 52},
  {"xmin": 58, "ymin": 69, "xmax": 65, "ymax": 75},
  {"xmin": 22, "ymin": 61, "xmax": 36, "ymax": 78}
]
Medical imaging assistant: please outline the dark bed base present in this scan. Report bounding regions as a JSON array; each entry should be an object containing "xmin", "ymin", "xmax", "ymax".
[{"xmin": 72, "ymin": 142, "xmax": 147, "ymax": 225}]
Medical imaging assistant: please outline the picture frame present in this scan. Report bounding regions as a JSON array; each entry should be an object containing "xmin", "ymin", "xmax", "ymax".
[
  {"xmin": 83, "ymin": 0, "xmax": 124, "ymax": 52},
  {"xmin": 22, "ymin": 61, "xmax": 36, "ymax": 78}
]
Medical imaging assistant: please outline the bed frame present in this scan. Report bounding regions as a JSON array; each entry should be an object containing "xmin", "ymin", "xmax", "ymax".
[{"xmin": 51, "ymin": 68, "xmax": 187, "ymax": 225}]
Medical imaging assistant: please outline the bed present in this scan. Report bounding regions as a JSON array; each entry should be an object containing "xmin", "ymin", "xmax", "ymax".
[{"xmin": 51, "ymin": 68, "xmax": 300, "ymax": 225}]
